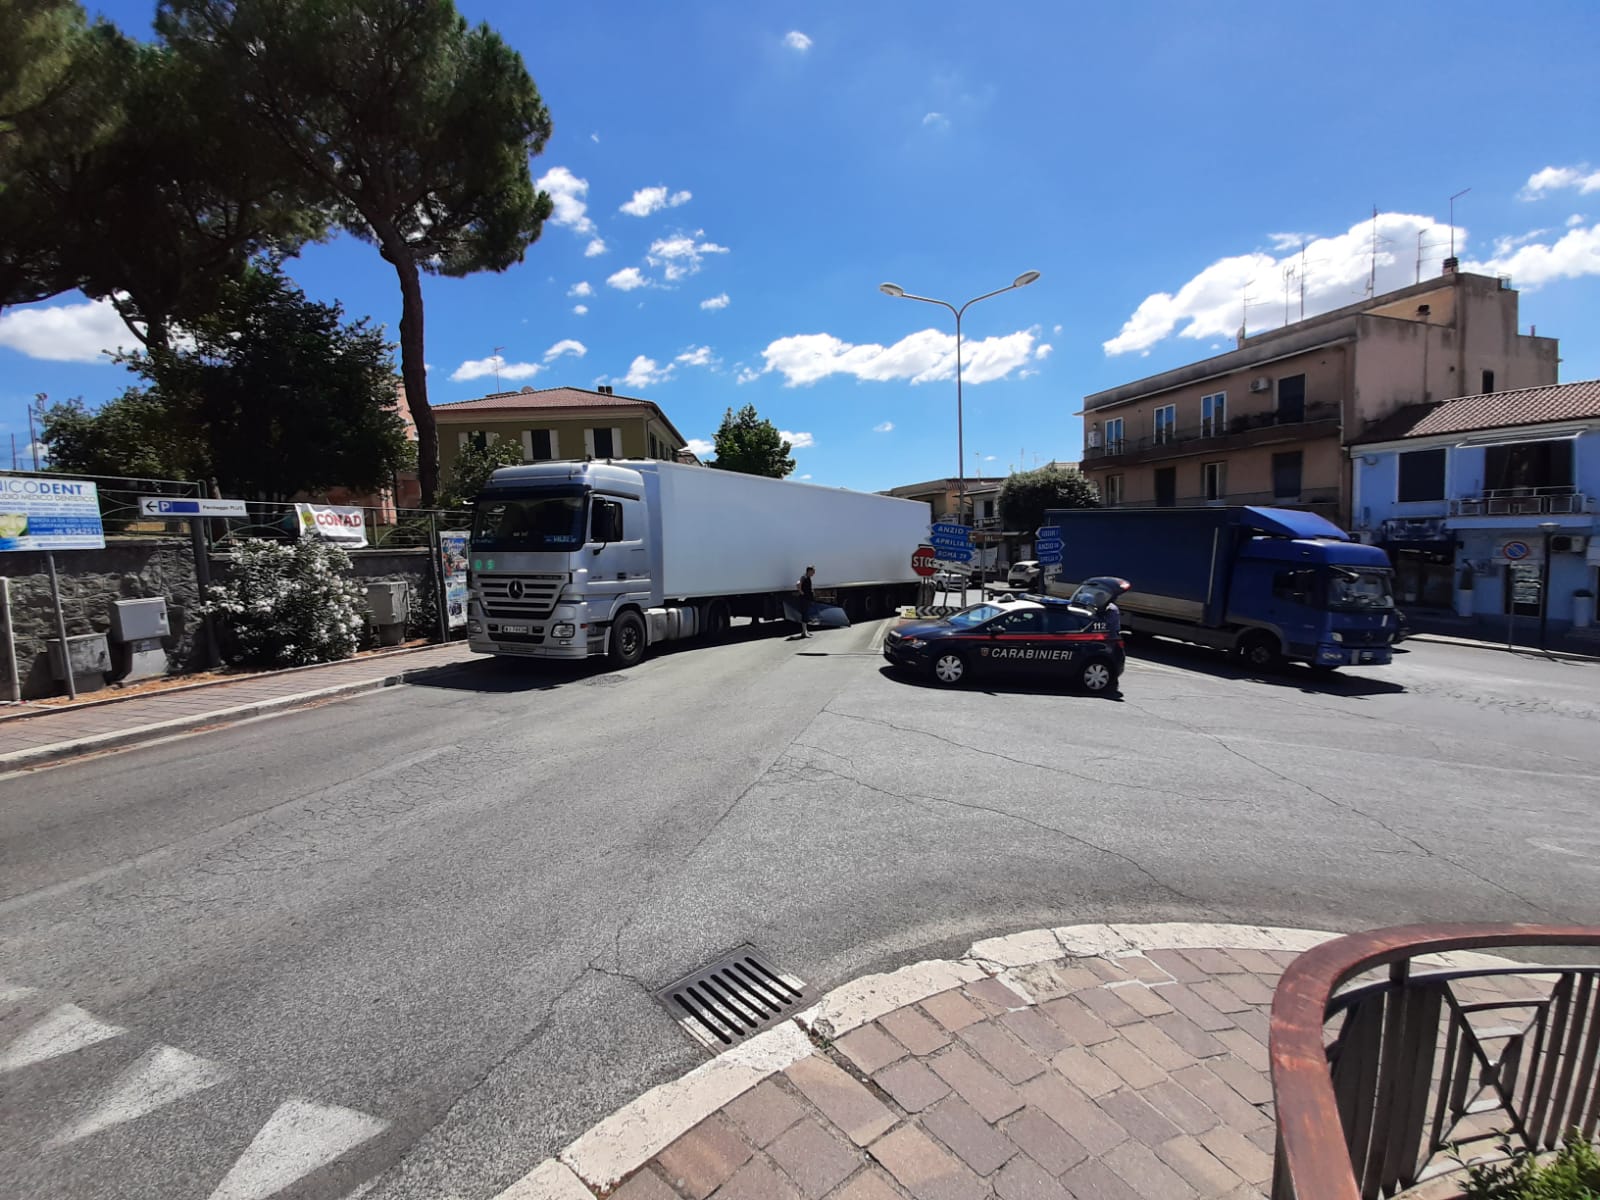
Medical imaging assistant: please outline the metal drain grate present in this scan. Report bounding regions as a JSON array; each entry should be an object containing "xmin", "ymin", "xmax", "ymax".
[{"xmin": 655, "ymin": 945, "xmax": 809, "ymax": 1050}]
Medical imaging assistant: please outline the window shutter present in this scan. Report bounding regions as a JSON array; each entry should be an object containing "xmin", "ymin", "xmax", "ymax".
[
  {"xmin": 549, "ymin": 430, "xmax": 559, "ymax": 458},
  {"xmin": 522, "ymin": 431, "xmax": 534, "ymax": 461},
  {"xmin": 612, "ymin": 427, "xmax": 623, "ymax": 458},
  {"xmin": 458, "ymin": 432, "xmax": 469, "ymax": 449},
  {"xmin": 584, "ymin": 428, "xmax": 595, "ymax": 457}
]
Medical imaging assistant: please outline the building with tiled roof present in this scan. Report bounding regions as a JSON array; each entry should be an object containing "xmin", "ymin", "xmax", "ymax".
[
  {"xmin": 1347, "ymin": 378, "xmax": 1599, "ymax": 631},
  {"xmin": 435, "ymin": 385, "xmax": 689, "ymax": 477}
]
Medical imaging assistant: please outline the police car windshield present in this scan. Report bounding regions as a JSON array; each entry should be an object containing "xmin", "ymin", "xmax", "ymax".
[{"xmin": 946, "ymin": 604, "xmax": 1004, "ymax": 628}]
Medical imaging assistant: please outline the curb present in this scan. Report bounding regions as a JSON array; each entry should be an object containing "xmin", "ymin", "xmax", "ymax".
[
  {"xmin": 0, "ymin": 658, "xmax": 471, "ymax": 772},
  {"xmin": 1407, "ymin": 632, "xmax": 1600, "ymax": 663},
  {"xmin": 0, "ymin": 640, "xmax": 466, "ymax": 725},
  {"xmin": 501, "ymin": 922, "xmax": 1522, "ymax": 1199}
]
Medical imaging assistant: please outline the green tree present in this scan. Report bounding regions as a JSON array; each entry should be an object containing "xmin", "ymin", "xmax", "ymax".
[
  {"xmin": 158, "ymin": 0, "xmax": 556, "ymax": 507},
  {"xmin": 708, "ymin": 405, "xmax": 795, "ymax": 478},
  {"xmin": 438, "ymin": 436, "xmax": 524, "ymax": 509},
  {"xmin": 43, "ymin": 261, "xmax": 410, "ymax": 500},
  {"xmin": 998, "ymin": 465, "xmax": 1100, "ymax": 532},
  {"xmin": 0, "ymin": 20, "xmax": 325, "ymax": 346}
]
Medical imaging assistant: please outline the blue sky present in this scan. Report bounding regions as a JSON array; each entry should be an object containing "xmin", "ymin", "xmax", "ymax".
[{"xmin": 4, "ymin": 1, "xmax": 1599, "ymax": 492}]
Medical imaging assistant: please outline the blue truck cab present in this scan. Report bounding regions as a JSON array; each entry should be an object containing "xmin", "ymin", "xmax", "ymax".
[{"xmin": 1044, "ymin": 506, "xmax": 1398, "ymax": 671}]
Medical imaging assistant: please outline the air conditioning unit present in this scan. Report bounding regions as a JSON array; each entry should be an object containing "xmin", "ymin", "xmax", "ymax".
[
  {"xmin": 1249, "ymin": 377, "xmax": 1272, "ymax": 393},
  {"xmin": 1551, "ymin": 535, "xmax": 1588, "ymax": 554}
]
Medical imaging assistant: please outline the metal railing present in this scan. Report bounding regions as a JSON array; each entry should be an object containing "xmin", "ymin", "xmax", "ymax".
[
  {"xmin": 1270, "ymin": 924, "xmax": 1600, "ymax": 1200},
  {"xmin": 1449, "ymin": 488, "xmax": 1593, "ymax": 517},
  {"xmin": 1103, "ymin": 490, "xmax": 1341, "ymax": 510},
  {"xmin": 1086, "ymin": 401, "xmax": 1341, "ymax": 461}
]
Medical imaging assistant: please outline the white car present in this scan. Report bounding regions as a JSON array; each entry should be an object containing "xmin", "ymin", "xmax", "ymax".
[
  {"xmin": 1008, "ymin": 560, "xmax": 1043, "ymax": 589},
  {"xmin": 933, "ymin": 569, "xmax": 969, "ymax": 590}
]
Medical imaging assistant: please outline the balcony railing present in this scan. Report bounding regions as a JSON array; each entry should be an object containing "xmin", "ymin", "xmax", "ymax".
[
  {"xmin": 1104, "ymin": 490, "xmax": 1340, "ymax": 510},
  {"xmin": 1449, "ymin": 488, "xmax": 1594, "ymax": 517},
  {"xmin": 1085, "ymin": 402, "xmax": 1341, "ymax": 462},
  {"xmin": 1269, "ymin": 924, "xmax": 1600, "ymax": 1200}
]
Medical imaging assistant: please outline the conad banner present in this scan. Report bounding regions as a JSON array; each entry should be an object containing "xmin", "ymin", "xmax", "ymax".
[
  {"xmin": 439, "ymin": 530, "xmax": 469, "ymax": 628},
  {"xmin": 294, "ymin": 502, "xmax": 368, "ymax": 547}
]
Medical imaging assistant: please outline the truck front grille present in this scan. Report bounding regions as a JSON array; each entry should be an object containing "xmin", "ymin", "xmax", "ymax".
[{"xmin": 477, "ymin": 573, "xmax": 565, "ymax": 620}]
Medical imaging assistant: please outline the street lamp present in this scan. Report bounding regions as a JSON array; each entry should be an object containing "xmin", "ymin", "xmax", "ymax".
[{"xmin": 879, "ymin": 271, "xmax": 1041, "ymax": 604}]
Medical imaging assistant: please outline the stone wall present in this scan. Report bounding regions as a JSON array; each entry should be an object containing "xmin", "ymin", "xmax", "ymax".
[{"xmin": 3, "ymin": 540, "xmax": 204, "ymax": 700}]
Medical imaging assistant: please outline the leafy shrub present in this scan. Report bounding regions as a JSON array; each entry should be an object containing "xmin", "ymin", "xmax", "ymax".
[
  {"xmin": 1461, "ymin": 1133, "xmax": 1600, "ymax": 1200},
  {"xmin": 202, "ymin": 538, "xmax": 367, "ymax": 667}
]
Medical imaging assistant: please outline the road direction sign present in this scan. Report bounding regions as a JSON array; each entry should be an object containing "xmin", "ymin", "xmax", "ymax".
[
  {"xmin": 139, "ymin": 497, "xmax": 249, "ymax": 517},
  {"xmin": 930, "ymin": 522, "xmax": 970, "ymax": 542},
  {"xmin": 934, "ymin": 546, "xmax": 973, "ymax": 564},
  {"xmin": 911, "ymin": 546, "xmax": 938, "ymax": 577},
  {"xmin": 1035, "ymin": 525, "xmax": 1062, "ymax": 541}
]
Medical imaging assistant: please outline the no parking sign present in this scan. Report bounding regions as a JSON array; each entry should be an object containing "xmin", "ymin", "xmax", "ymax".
[{"xmin": 1495, "ymin": 538, "xmax": 1541, "ymax": 564}]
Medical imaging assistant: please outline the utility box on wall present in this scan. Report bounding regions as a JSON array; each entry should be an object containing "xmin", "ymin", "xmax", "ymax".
[
  {"xmin": 48, "ymin": 634, "xmax": 112, "ymax": 693},
  {"xmin": 109, "ymin": 597, "xmax": 171, "ymax": 682},
  {"xmin": 365, "ymin": 581, "xmax": 410, "ymax": 646}
]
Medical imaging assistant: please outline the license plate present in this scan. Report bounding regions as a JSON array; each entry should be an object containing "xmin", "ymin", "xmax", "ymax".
[
  {"xmin": 1359, "ymin": 651, "xmax": 1375, "ymax": 663},
  {"xmin": 498, "ymin": 623, "xmax": 530, "ymax": 635}
]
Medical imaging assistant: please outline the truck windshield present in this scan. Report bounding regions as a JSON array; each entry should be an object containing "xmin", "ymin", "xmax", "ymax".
[
  {"xmin": 1326, "ymin": 567, "xmax": 1395, "ymax": 611},
  {"xmin": 471, "ymin": 490, "xmax": 587, "ymax": 552}
]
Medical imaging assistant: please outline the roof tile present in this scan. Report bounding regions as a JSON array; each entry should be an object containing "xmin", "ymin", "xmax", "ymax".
[{"xmin": 1355, "ymin": 379, "xmax": 1600, "ymax": 443}]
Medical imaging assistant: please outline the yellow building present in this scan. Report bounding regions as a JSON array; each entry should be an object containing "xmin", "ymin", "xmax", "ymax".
[{"xmin": 435, "ymin": 385, "xmax": 689, "ymax": 480}]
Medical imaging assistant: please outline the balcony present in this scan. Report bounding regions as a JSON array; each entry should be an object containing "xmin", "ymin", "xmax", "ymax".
[
  {"xmin": 1085, "ymin": 401, "xmax": 1341, "ymax": 466},
  {"xmin": 1105, "ymin": 489, "xmax": 1340, "ymax": 514},
  {"xmin": 1449, "ymin": 487, "xmax": 1594, "ymax": 517}
]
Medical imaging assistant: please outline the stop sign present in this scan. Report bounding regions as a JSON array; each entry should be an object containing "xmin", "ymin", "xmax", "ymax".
[{"xmin": 912, "ymin": 545, "xmax": 938, "ymax": 577}]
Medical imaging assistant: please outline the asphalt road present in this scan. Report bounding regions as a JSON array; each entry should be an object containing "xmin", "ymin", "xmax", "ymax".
[{"xmin": 3, "ymin": 621, "xmax": 1598, "ymax": 1200}]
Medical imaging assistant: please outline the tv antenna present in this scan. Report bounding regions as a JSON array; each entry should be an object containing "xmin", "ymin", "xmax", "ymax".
[
  {"xmin": 1448, "ymin": 187, "xmax": 1470, "ymax": 260},
  {"xmin": 1416, "ymin": 227, "xmax": 1450, "ymax": 283},
  {"xmin": 492, "ymin": 345, "xmax": 505, "ymax": 392}
]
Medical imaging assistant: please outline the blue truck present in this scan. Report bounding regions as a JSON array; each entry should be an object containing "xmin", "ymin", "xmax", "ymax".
[{"xmin": 1042, "ymin": 506, "xmax": 1398, "ymax": 670}]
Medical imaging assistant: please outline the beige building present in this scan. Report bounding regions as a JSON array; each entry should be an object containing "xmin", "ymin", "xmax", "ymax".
[
  {"xmin": 1080, "ymin": 269, "xmax": 1559, "ymax": 525},
  {"xmin": 435, "ymin": 385, "xmax": 688, "ymax": 480}
]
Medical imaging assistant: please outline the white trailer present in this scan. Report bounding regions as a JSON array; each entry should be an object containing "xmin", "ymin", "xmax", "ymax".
[{"xmin": 465, "ymin": 460, "xmax": 932, "ymax": 666}]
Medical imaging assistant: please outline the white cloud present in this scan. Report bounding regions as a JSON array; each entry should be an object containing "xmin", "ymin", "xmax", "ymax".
[
  {"xmin": 568, "ymin": 281, "xmax": 593, "ymax": 298},
  {"xmin": 701, "ymin": 292, "xmax": 731, "ymax": 310},
  {"xmin": 873, "ymin": 421, "xmax": 894, "ymax": 433},
  {"xmin": 620, "ymin": 186, "xmax": 692, "ymax": 217},
  {"xmin": 779, "ymin": 429, "xmax": 815, "ymax": 449},
  {"xmin": 573, "ymin": 304, "xmax": 589, "ymax": 316},
  {"xmin": 590, "ymin": 132, "xmax": 600, "ymax": 144},
  {"xmin": 1052, "ymin": 323, "xmax": 1063, "ymax": 334},
  {"xmin": 686, "ymin": 437, "xmax": 715, "ymax": 456},
  {"xmin": 675, "ymin": 345, "xmax": 715, "ymax": 368},
  {"xmin": 620, "ymin": 355, "xmax": 673, "ymax": 389},
  {"xmin": 647, "ymin": 232, "xmax": 729, "ymax": 281},
  {"xmin": 736, "ymin": 366, "xmax": 761, "ymax": 385},
  {"xmin": 1466, "ymin": 222, "xmax": 1600, "ymax": 289},
  {"xmin": 451, "ymin": 356, "xmax": 541, "ymax": 383},
  {"xmin": 922, "ymin": 112, "xmax": 950, "ymax": 131},
  {"xmin": 1521, "ymin": 165, "xmax": 1600, "ymax": 199},
  {"xmin": 535, "ymin": 166, "xmax": 595, "ymax": 235},
  {"xmin": 584, "ymin": 237, "xmax": 608, "ymax": 257},
  {"xmin": 1268, "ymin": 232, "xmax": 1313, "ymax": 251},
  {"xmin": 1034, "ymin": 343, "xmax": 1053, "ymax": 360},
  {"xmin": 784, "ymin": 30, "xmax": 812, "ymax": 52},
  {"xmin": 0, "ymin": 296, "xmax": 135, "ymax": 363},
  {"xmin": 1103, "ymin": 210, "xmax": 1466, "ymax": 356},
  {"xmin": 759, "ymin": 327, "xmax": 1037, "ymax": 387},
  {"xmin": 798, "ymin": 474, "xmax": 812, "ymax": 481},
  {"xmin": 607, "ymin": 267, "xmax": 649, "ymax": 291},
  {"xmin": 1568, "ymin": 214, "xmax": 1586, "ymax": 228},
  {"xmin": 544, "ymin": 339, "xmax": 587, "ymax": 361}
]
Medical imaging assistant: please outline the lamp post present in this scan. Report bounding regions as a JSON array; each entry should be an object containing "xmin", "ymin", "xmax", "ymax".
[{"xmin": 880, "ymin": 271, "xmax": 1041, "ymax": 605}]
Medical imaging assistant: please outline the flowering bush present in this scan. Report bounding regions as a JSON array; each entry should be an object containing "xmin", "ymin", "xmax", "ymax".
[{"xmin": 202, "ymin": 538, "xmax": 367, "ymax": 667}]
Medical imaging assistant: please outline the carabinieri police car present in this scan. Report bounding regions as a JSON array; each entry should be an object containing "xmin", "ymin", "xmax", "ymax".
[{"xmin": 883, "ymin": 577, "xmax": 1132, "ymax": 693}]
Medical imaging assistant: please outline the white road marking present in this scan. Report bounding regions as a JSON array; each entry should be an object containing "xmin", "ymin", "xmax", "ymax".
[
  {"xmin": 0, "ymin": 1003, "xmax": 125, "ymax": 1072},
  {"xmin": 50, "ymin": 1044, "xmax": 231, "ymax": 1145},
  {"xmin": 206, "ymin": 1098, "xmax": 388, "ymax": 1200},
  {"xmin": 0, "ymin": 983, "xmax": 36, "ymax": 1005}
]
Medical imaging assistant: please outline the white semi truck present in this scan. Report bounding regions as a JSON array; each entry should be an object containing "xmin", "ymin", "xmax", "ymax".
[{"xmin": 465, "ymin": 460, "xmax": 933, "ymax": 666}]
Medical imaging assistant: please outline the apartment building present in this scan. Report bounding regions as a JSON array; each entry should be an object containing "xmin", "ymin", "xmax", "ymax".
[{"xmin": 1079, "ymin": 268, "xmax": 1559, "ymax": 526}]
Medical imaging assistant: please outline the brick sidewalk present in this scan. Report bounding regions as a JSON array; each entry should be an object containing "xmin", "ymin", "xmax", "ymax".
[
  {"xmin": 0, "ymin": 642, "xmax": 478, "ymax": 767},
  {"xmin": 622, "ymin": 947, "xmax": 1286, "ymax": 1200}
]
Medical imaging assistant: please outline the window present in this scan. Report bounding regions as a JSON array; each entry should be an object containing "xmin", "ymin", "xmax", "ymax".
[
  {"xmin": 1154, "ymin": 467, "xmax": 1176, "ymax": 507},
  {"xmin": 992, "ymin": 609, "xmax": 1043, "ymax": 634},
  {"xmin": 1277, "ymin": 374, "xmax": 1306, "ymax": 423},
  {"xmin": 522, "ymin": 429, "xmax": 557, "ymax": 461},
  {"xmin": 586, "ymin": 427, "xmax": 622, "ymax": 458},
  {"xmin": 1105, "ymin": 417, "xmax": 1124, "ymax": 453},
  {"xmin": 1043, "ymin": 609, "xmax": 1084, "ymax": 634},
  {"xmin": 1153, "ymin": 405, "xmax": 1176, "ymax": 444},
  {"xmin": 648, "ymin": 434, "xmax": 657, "ymax": 459},
  {"xmin": 1481, "ymin": 369, "xmax": 1495, "ymax": 395},
  {"xmin": 1272, "ymin": 451, "xmax": 1303, "ymax": 499},
  {"xmin": 1485, "ymin": 440, "xmax": 1574, "ymax": 492},
  {"xmin": 1104, "ymin": 474, "xmax": 1124, "ymax": 505},
  {"xmin": 1202, "ymin": 461, "xmax": 1226, "ymax": 501},
  {"xmin": 1201, "ymin": 392, "xmax": 1226, "ymax": 436},
  {"xmin": 591, "ymin": 497, "xmax": 624, "ymax": 542},
  {"xmin": 1272, "ymin": 569, "xmax": 1316, "ymax": 606},
  {"xmin": 1397, "ymin": 448, "xmax": 1446, "ymax": 502},
  {"xmin": 981, "ymin": 498, "xmax": 995, "ymax": 520},
  {"xmin": 459, "ymin": 430, "xmax": 494, "ymax": 452}
]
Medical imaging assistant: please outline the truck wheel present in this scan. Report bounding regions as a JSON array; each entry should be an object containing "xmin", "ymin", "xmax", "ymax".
[
  {"xmin": 930, "ymin": 651, "xmax": 967, "ymax": 686},
  {"xmin": 609, "ymin": 612, "xmax": 647, "ymax": 668},
  {"xmin": 863, "ymin": 590, "xmax": 883, "ymax": 618},
  {"xmin": 702, "ymin": 599, "xmax": 731, "ymax": 640},
  {"xmin": 1239, "ymin": 631, "xmax": 1283, "ymax": 672},
  {"xmin": 1079, "ymin": 659, "xmax": 1116, "ymax": 693}
]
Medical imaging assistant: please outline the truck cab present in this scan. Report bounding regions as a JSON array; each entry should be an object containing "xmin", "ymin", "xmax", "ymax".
[{"xmin": 1231, "ymin": 536, "xmax": 1397, "ymax": 669}]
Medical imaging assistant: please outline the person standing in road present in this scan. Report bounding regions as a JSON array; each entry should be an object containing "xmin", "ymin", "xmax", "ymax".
[{"xmin": 794, "ymin": 565, "xmax": 816, "ymax": 638}]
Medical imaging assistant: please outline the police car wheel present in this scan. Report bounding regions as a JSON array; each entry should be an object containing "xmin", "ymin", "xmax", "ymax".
[
  {"xmin": 1079, "ymin": 660, "xmax": 1114, "ymax": 693},
  {"xmin": 931, "ymin": 652, "xmax": 966, "ymax": 686}
]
